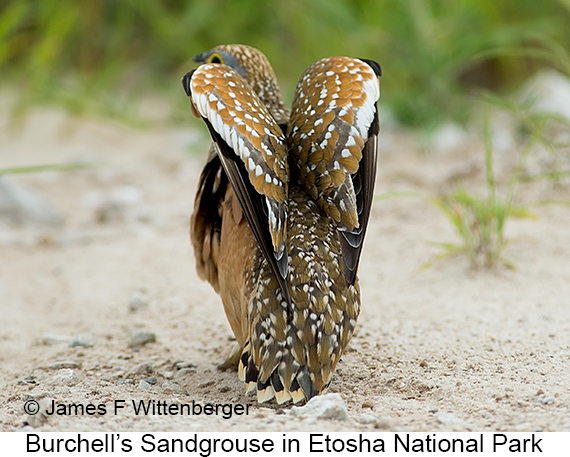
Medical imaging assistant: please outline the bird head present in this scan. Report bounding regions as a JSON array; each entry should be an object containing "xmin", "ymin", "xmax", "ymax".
[
  {"xmin": 193, "ymin": 44, "xmax": 271, "ymax": 82},
  {"xmin": 187, "ymin": 44, "xmax": 289, "ymax": 125}
]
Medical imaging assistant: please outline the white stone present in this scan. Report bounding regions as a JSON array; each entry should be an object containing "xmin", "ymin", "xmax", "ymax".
[
  {"xmin": 520, "ymin": 70, "xmax": 570, "ymax": 121},
  {"xmin": 290, "ymin": 393, "xmax": 349, "ymax": 421}
]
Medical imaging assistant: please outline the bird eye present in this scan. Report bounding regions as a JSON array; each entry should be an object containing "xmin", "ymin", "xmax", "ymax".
[{"xmin": 209, "ymin": 53, "xmax": 223, "ymax": 64}]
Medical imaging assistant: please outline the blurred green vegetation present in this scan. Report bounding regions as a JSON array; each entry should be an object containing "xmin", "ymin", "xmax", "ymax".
[{"xmin": 1, "ymin": 0, "xmax": 569, "ymax": 127}]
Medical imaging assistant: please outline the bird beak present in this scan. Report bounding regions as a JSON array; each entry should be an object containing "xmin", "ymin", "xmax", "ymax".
[{"xmin": 192, "ymin": 52, "xmax": 210, "ymax": 64}]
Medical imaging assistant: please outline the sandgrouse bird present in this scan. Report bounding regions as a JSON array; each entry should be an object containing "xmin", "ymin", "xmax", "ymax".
[{"xmin": 182, "ymin": 44, "xmax": 380, "ymax": 404}]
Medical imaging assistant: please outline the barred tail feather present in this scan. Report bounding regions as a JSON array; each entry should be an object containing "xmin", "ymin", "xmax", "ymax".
[{"xmin": 237, "ymin": 341, "xmax": 330, "ymax": 404}]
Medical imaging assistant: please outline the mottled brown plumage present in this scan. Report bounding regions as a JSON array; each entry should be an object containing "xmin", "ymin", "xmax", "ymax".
[{"xmin": 183, "ymin": 44, "xmax": 380, "ymax": 404}]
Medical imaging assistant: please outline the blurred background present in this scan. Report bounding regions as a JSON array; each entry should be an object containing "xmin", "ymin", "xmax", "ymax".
[{"xmin": 1, "ymin": 0, "xmax": 570, "ymax": 129}]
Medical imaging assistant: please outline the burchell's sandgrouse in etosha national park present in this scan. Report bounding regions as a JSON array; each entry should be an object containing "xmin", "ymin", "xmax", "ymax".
[{"xmin": 182, "ymin": 44, "xmax": 381, "ymax": 404}]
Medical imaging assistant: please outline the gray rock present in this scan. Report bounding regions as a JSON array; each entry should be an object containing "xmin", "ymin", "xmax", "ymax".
[
  {"xmin": 138, "ymin": 380, "xmax": 152, "ymax": 390},
  {"xmin": 290, "ymin": 393, "xmax": 349, "ymax": 421},
  {"xmin": 0, "ymin": 176, "xmax": 63, "ymax": 226},
  {"xmin": 126, "ymin": 362, "xmax": 153, "ymax": 378},
  {"xmin": 128, "ymin": 330, "xmax": 156, "ymax": 348},
  {"xmin": 69, "ymin": 333, "xmax": 96, "ymax": 348},
  {"xmin": 160, "ymin": 380, "xmax": 188, "ymax": 396}
]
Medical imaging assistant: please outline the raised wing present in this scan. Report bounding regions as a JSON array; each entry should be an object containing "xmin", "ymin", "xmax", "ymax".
[
  {"xmin": 182, "ymin": 64, "xmax": 291, "ymax": 302},
  {"xmin": 287, "ymin": 57, "xmax": 380, "ymax": 284}
]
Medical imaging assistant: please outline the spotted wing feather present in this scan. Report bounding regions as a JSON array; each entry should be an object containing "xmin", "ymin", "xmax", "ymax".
[
  {"xmin": 183, "ymin": 64, "xmax": 290, "ymax": 301},
  {"xmin": 287, "ymin": 57, "xmax": 380, "ymax": 284}
]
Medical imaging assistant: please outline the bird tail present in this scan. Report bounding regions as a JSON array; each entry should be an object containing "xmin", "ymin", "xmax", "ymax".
[{"xmin": 238, "ymin": 342, "xmax": 325, "ymax": 404}]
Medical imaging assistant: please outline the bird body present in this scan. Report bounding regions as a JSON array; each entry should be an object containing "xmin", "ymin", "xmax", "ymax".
[{"xmin": 183, "ymin": 45, "xmax": 380, "ymax": 404}]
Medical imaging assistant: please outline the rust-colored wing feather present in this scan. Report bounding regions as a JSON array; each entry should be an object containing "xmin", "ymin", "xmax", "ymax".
[
  {"xmin": 287, "ymin": 57, "xmax": 380, "ymax": 284},
  {"xmin": 183, "ymin": 64, "xmax": 291, "ymax": 302}
]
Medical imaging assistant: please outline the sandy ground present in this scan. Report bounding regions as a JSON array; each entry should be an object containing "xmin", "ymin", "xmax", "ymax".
[{"xmin": 1, "ymin": 104, "xmax": 569, "ymax": 433}]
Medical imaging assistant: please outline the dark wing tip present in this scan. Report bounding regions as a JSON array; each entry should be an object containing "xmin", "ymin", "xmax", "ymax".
[
  {"xmin": 359, "ymin": 58, "xmax": 382, "ymax": 77},
  {"xmin": 181, "ymin": 69, "xmax": 196, "ymax": 97},
  {"xmin": 339, "ymin": 111, "xmax": 379, "ymax": 287},
  {"xmin": 339, "ymin": 233, "xmax": 359, "ymax": 285}
]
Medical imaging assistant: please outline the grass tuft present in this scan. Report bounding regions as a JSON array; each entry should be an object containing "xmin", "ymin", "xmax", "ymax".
[{"xmin": 425, "ymin": 105, "xmax": 545, "ymax": 270}]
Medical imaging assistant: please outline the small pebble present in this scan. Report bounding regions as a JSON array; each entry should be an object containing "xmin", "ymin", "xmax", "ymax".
[
  {"xmin": 128, "ymin": 330, "xmax": 156, "ymax": 348},
  {"xmin": 42, "ymin": 334, "xmax": 71, "ymax": 346},
  {"xmin": 374, "ymin": 417, "xmax": 396, "ymax": 430},
  {"xmin": 23, "ymin": 392, "xmax": 48, "ymax": 402},
  {"xmin": 127, "ymin": 362, "xmax": 153, "ymax": 377},
  {"xmin": 49, "ymin": 361, "xmax": 80, "ymax": 370},
  {"xmin": 51, "ymin": 369, "xmax": 79, "ymax": 386},
  {"xmin": 358, "ymin": 413, "xmax": 378, "ymax": 424},
  {"xmin": 116, "ymin": 379, "xmax": 135, "ymax": 386},
  {"xmin": 437, "ymin": 413, "xmax": 463, "ymax": 425},
  {"xmin": 70, "ymin": 334, "xmax": 96, "ymax": 348},
  {"xmin": 139, "ymin": 380, "xmax": 152, "ymax": 390},
  {"xmin": 176, "ymin": 361, "xmax": 198, "ymax": 369},
  {"xmin": 25, "ymin": 411, "xmax": 48, "ymax": 428},
  {"xmin": 143, "ymin": 377, "xmax": 158, "ymax": 385},
  {"xmin": 129, "ymin": 292, "xmax": 149, "ymax": 312},
  {"xmin": 161, "ymin": 380, "xmax": 188, "ymax": 396},
  {"xmin": 177, "ymin": 368, "xmax": 196, "ymax": 377}
]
